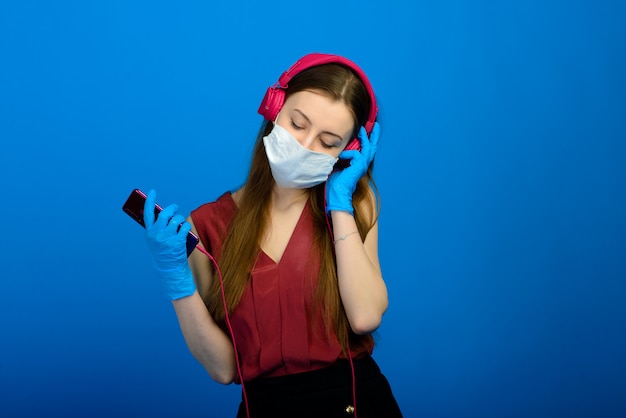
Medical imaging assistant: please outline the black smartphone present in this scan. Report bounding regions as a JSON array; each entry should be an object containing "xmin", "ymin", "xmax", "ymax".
[{"xmin": 122, "ymin": 188, "xmax": 199, "ymax": 257}]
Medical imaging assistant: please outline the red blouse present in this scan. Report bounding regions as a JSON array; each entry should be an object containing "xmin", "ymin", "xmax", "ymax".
[{"xmin": 190, "ymin": 192, "xmax": 372, "ymax": 382}]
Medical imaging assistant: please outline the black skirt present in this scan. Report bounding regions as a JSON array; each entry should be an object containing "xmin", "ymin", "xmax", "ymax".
[{"xmin": 236, "ymin": 355, "xmax": 403, "ymax": 418}]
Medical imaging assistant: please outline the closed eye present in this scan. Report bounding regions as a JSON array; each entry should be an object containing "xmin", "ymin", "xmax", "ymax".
[{"xmin": 291, "ymin": 120, "xmax": 304, "ymax": 130}]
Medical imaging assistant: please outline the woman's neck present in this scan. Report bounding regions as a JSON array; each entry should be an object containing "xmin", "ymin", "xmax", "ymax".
[{"xmin": 271, "ymin": 186, "xmax": 309, "ymax": 211}]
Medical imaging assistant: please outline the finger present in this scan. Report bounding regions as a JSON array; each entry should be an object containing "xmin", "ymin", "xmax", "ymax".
[
  {"xmin": 144, "ymin": 189, "xmax": 157, "ymax": 228},
  {"xmin": 369, "ymin": 122, "xmax": 381, "ymax": 150},
  {"xmin": 165, "ymin": 214, "xmax": 187, "ymax": 234},
  {"xmin": 358, "ymin": 126, "xmax": 371, "ymax": 156},
  {"xmin": 338, "ymin": 149, "xmax": 360, "ymax": 161},
  {"xmin": 178, "ymin": 221, "xmax": 192, "ymax": 237},
  {"xmin": 172, "ymin": 219, "xmax": 192, "ymax": 246},
  {"xmin": 363, "ymin": 124, "xmax": 380, "ymax": 162},
  {"xmin": 155, "ymin": 203, "xmax": 179, "ymax": 229}
]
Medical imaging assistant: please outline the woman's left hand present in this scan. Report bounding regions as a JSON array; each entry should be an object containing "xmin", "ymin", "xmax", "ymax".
[{"xmin": 325, "ymin": 122, "xmax": 380, "ymax": 215}]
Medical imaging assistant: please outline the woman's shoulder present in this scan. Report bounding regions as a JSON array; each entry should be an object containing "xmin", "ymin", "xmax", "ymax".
[
  {"xmin": 191, "ymin": 190, "xmax": 238, "ymax": 227},
  {"xmin": 231, "ymin": 187, "xmax": 243, "ymax": 207},
  {"xmin": 194, "ymin": 190, "xmax": 237, "ymax": 212}
]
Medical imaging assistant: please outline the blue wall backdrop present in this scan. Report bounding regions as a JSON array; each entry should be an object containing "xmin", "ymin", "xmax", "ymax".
[{"xmin": 1, "ymin": 1, "xmax": 625, "ymax": 417}]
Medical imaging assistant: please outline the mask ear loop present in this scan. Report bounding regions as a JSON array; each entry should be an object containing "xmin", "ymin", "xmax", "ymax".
[
  {"xmin": 194, "ymin": 244, "xmax": 250, "ymax": 418},
  {"xmin": 325, "ymin": 184, "xmax": 359, "ymax": 417}
]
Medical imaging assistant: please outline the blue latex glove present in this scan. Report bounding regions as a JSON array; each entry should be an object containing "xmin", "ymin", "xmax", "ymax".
[
  {"xmin": 326, "ymin": 122, "xmax": 380, "ymax": 215},
  {"xmin": 143, "ymin": 189, "xmax": 196, "ymax": 300}
]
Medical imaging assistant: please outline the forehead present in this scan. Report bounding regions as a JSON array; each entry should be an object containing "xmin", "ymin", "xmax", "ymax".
[{"xmin": 283, "ymin": 90, "xmax": 355, "ymax": 137}]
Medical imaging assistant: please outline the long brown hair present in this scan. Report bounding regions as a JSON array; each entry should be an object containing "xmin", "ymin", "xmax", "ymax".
[{"xmin": 204, "ymin": 63, "xmax": 379, "ymax": 353}]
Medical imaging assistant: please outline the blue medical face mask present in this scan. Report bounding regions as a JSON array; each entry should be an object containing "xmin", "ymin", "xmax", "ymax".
[{"xmin": 263, "ymin": 123, "xmax": 338, "ymax": 189}]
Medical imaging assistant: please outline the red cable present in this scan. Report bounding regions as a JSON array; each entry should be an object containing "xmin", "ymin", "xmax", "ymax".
[
  {"xmin": 189, "ymin": 186, "xmax": 357, "ymax": 418},
  {"xmin": 346, "ymin": 335, "xmax": 358, "ymax": 418},
  {"xmin": 325, "ymin": 185, "xmax": 359, "ymax": 416},
  {"xmin": 195, "ymin": 244, "xmax": 250, "ymax": 418}
]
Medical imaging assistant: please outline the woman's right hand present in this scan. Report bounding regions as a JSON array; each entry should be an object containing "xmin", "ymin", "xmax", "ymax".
[
  {"xmin": 144, "ymin": 189, "xmax": 197, "ymax": 300},
  {"xmin": 144, "ymin": 191, "xmax": 236, "ymax": 384}
]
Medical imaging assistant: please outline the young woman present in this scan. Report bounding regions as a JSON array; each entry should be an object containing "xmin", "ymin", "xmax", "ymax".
[{"xmin": 143, "ymin": 53, "xmax": 403, "ymax": 417}]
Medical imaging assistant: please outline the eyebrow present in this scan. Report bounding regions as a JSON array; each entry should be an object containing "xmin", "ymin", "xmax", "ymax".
[{"xmin": 293, "ymin": 109, "xmax": 344, "ymax": 142}]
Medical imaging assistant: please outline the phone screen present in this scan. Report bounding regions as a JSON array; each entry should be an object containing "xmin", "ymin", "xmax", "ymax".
[{"xmin": 122, "ymin": 189, "xmax": 199, "ymax": 257}]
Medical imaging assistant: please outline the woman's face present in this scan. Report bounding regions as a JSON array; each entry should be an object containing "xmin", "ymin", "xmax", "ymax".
[{"xmin": 275, "ymin": 90, "xmax": 355, "ymax": 158}]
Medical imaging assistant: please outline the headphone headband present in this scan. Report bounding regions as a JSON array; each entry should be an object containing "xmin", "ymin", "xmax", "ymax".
[{"xmin": 258, "ymin": 53, "xmax": 378, "ymax": 135}]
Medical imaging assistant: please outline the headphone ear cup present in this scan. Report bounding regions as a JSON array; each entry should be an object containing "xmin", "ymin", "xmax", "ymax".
[{"xmin": 258, "ymin": 87, "xmax": 285, "ymax": 122}]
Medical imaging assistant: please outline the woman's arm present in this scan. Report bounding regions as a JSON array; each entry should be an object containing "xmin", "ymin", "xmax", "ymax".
[
  {"xmin": 325, "ymin": 123, "xmax": 388, "ymax": 335},
  {"xmin": 331, "ymin": 193, "xmax": 388, "ymax": 335},
  {"xmin": 170, "ymin": 217, "xmax": 237, "ymax": 384}
]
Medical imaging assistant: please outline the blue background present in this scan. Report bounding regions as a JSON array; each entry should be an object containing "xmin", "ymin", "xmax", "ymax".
[{"xmin": 1, "ymin": 1, "xmax": 625, "ymax": 417}]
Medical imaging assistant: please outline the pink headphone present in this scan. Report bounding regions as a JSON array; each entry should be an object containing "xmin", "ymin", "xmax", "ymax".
[{"xmin": 258, "ymin": 53, "xmax": 378, "ymax": 151}]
